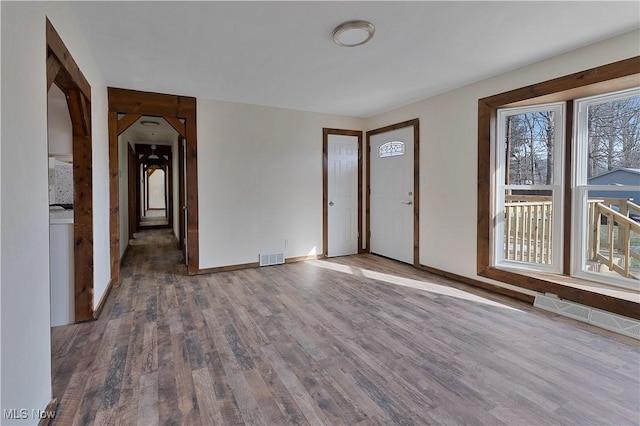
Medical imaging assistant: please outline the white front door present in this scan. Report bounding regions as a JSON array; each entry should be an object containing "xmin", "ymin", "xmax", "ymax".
[
  {"xmin": 370, "ymin": 126, "xmax": 414, "ymax": 264},
  {"xmin": 327, "ymin": 134, "xmax": 359, "ymax": 257}
]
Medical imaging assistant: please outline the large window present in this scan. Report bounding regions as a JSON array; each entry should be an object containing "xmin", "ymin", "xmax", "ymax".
[
  {"xmin": 492, "ymin": 89, "xmax": 639, "ymax": 290},
  {"xmin": 573, "ymin": 88, "xmax": 640, "ymax": 289},
  {"xmin": 478, "ymin": 57, "xmax": 640, "ymax": 318},
  {"xmin": 495, "ymin": 104, "xmax": 564, "ymax": 272}
]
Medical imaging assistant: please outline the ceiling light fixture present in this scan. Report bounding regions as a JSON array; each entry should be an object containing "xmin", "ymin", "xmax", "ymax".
[
  {"xmin": 140, "ymin": 120, "xmax": 160, "ymax": 127},
  {"xmin": 332, "ymin": 20, "xmax": 375, "ymax": 47}
]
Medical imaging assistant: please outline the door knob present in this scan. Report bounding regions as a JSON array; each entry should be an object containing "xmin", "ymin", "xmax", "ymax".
[
  {"xmin": 402, "ymin": 201, "xmax": 413, "ymax": 205},
  {"xmin": 329, "ymin": 201, "xmax": 334, "ymax": 206}
]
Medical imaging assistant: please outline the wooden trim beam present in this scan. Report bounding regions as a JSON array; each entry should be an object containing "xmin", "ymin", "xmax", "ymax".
[
  {"xmin": 365, "ymin": 132, "xmax": 371, "ymax": 253},
  {"xmin": 480, "ymin": 57, "xmax": 640, "ymax": 108},
  {"xmin": 108, "ymin": 87, "xmax": 195, "ymax": 117},
  {"xmin": 323, "ymin": 130, "xmax": 328, "ymax": 257},
  {"xmin": 117, "ymin": 113, "xmax": 142, "ymax": 135},
  {"xmin": 185, "ymin": 112, "xmax": 199, "ymax": 274},
  {"xmin": 477, "ymin": 99, "xmax": 492, "ymax": 274},
  {"xmin": 73, "ymin": 134, "xmax": 94, "ymax": 321},
  {"xmin": 109, "ymin": 111, "xmax": 120, "ymax": 285},
  {"xmin": 128, "ymin": 144, "xmax": 138, "ymax": 240},
  {"xmin": 412, "ymin": 119, "xmax": 420, "ymax": 266},
  {"xmin": 78, "ymin": 91, "xmax": 91, "ymax": 136},
  {"xmin": 46, "ymin": 18, "xmax": 91, "ymax": 101},
  {"xmin": 46, "ymin": 55, "xmax": 61, "ymax": 92},
  {"xmin": 66, "ymin": 89, "xmax": 90, "ymax": 137},
  {"xmin": 163, "ymin": 116, "xmax": 186, "ymax": 138},
  {"xmin": 366, "ymin": 118, "xmax": 420, "ymax": 137}
]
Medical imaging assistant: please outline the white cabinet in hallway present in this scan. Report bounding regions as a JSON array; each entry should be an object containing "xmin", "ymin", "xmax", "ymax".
[{"xmin": 50, "ymin": 222, "xmax": 74, "ymax": 326}]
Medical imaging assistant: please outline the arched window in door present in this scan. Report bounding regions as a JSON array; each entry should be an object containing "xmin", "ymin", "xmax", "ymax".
[{"xmin": 379, "ymin": 140, "xmax": 405, "ymax": 158}]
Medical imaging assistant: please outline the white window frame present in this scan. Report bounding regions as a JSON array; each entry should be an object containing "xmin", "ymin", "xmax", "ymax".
[
  {"xmin": 572, "ymin": 87, "xmax": 640, "ymax": 290},
  {"xmin": 493, "ymin": 103, "xmax": 565, "ymax": 273}
]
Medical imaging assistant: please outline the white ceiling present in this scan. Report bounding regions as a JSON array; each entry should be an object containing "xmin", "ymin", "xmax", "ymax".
[
  {"xmin": 121, "ymin": 116, "xmax": 179, "ymax": 145},
  {"xmin": 70, "ymin": 1, "xmax": 639, "ymax": 118}
]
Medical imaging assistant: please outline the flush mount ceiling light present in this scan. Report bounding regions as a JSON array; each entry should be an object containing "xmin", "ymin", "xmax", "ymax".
[
  {"xmin": 140, "ymin": 120, "xmax": 159, "ymax": 127},
  {"xmin": 332, "ymin": 20, "xmax": 375, "ymax": 47}
]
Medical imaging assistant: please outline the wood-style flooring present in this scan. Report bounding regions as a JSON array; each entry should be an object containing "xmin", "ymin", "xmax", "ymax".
[
  {"xmin": 51, "ymin": 229, "xmax": 640, "ymax": 425},
  {"xmin": 140, "ymin": 209, "xmax": 169, "ymax": 227}
]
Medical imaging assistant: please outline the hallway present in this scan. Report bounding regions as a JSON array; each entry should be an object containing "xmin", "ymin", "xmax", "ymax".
[{"xmin": 50, "ymin": 229, "xmax": 639, "ymax": 425}]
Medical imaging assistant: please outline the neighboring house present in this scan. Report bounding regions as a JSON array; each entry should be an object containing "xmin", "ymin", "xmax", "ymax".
[{"xmin": 587, "ymin": 168, "xmax": 640, "ymax": 203}]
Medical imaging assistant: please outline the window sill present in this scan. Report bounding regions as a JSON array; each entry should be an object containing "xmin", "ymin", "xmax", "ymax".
[{"xmin": 479, "ymin": 266, "xmax": 640, "ymax": 320}]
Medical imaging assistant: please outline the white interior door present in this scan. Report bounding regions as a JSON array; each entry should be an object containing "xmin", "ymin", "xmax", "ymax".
[
  {"xmin": 328, "ymin": 134, "xmax": 358, "ymax": 257},
  {"xmin": 370, "ymin": 126, "xmax": 414, "ymax": 264}
]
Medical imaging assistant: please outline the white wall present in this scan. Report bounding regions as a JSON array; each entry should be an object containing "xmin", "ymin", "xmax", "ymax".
[
  {"xmin": 148, "ymin": 169, "xmax": 165, "ymax": 209},
  {"xmin": 1, "ymin": 2, "xmax": 109, "ymax": 422},
  {"xmin": 88, "ymin": 46, "xmax": 110, "ymax": 315},
  {"xmin": 47, "ymin": 84, "xmax": 72, "ymax": 156},
  {"xmin": 1, "ymin": 2, "xmax": 4, "ymax": 411},
  {"xmin": 365, "ymin": 29, "xmax": 640, "ymax": 295},
  {"xmin": 197, "ymin": 99, "xmax": 364, "ymax": 268},
  {"xmin": 196, "ymin": 28, "xmax": 638, "ymax": 273}
]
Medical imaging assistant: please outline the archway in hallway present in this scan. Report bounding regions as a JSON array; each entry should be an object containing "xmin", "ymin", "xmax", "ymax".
[
  {"xmin": 47, "ymin": 19, "xmax": 95, "ymax": 322},
  {"xmin": 135, "ymin": 141, "xmax": 175, "ymax": 229},
  {"xmin": 143, "ymin": 165, "xmax": 167, "ymax": 224},
  {"xmin": 108, "ymin": 88, "xmax": 200, "ymax": 282}
]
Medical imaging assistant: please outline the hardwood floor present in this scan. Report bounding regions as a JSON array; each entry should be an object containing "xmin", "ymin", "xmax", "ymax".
[{"xmin": 51, "ymin": 229, "xmax": 640, "ymax": 425}]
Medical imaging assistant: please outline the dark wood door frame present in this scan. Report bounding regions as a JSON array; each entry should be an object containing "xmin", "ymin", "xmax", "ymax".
[
  {"xmin": 322, "ymin": 128, "xmax": 363, "ymax": 257},
  {"xmin": 108, "ymin": 88, "xmax": 199, "ymax": 282},
  {"xmin": 365, "ymin": 119, "xmax": 420, "ymax": 266},
  {"xmin": 47, "ymin": 19, "xmax": 95, "ymax": 322}
]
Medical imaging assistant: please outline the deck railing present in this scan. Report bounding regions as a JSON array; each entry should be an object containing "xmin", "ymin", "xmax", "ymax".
[
  {"xmin": 588, "ymin": 199, "xmax": 640, "ymax": 279},
  {"xmin": 503, "ymin": 195, "xmax": 640, "ymax": 279},
  {"xmin": 504, "ymin": 195, "xmax": 553, "ymax": 264}
]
